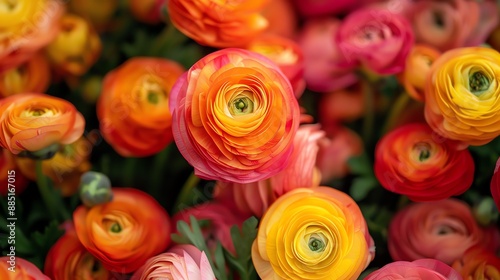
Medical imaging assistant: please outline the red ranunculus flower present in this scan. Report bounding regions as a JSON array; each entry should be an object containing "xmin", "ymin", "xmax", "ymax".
[{"xmin": 375, "ymin": 123, "xmax": 474, "ymax": 202}]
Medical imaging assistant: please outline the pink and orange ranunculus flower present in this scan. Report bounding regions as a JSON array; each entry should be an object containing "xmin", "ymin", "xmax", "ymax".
[
  {"xmin": 425, "ymin": 47, "xmax": 500, "ymax": 146},
  {"xmin": 214, "ymin": 124, "xmax": 324, "ymax": 218},
  {"xmin": 252, "ymin": 187, "xmax": 374, "ymax": 280},
  {"xmin": 132, "ymin": 245, "xmax": 216, "ymax": 280},
  {"xmin": 374, "ymin": 123, "xmax": 474, "ymax": 202},
  {"xmin": 0, "ymin": 93, "xmax": 85, "ymax": 155},
  {"xmin": 167, "ymin": 0, "xmax": 269, "ymax": 48},
  {"xmin": 73, "ymin": 188, "xmax": 171, "ymax": 273},
  {"xmin": 365, "ymin": 259, "xmax": 463, "ymax": 280},
  {"xmin": 44, "ymin": 223, "xmax": 111, "ymax": 280},
  {"xmin": 388, "ymin": 199, "xmax": 498, "ymax": 265},
  {"xmin": 169, "ymin": 48, "xmax": 300, "ymax": 183},
  {"xmin": 0, "ymin": 257, "xmax": 50, "ymax": 279},
  {"xmin": 0, "ymin": 0, "xmax": 64, "ymax": 72},
  {"xmin": 98, "ymin": 57, "xmax": 185, "ymax": 157},
  {"xmin": 452, "ymin": 245, "xmax": 500, "ymax": 280}
]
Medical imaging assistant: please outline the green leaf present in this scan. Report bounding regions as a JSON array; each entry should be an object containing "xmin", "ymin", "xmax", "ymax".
[
  {"xmin": 347, "ymin": 154, "xmax": 374, "ymax": 176},
  {"xmin": 225, "ymin": 217, "xmax": 259, "ymax": 280},
  {"xmin": 30, "ymin": 220, "xmax": 64, "ymax": 253},
  {"xmin": 350, "ymin": 177, "xmax": 379, "ymax": 201}
]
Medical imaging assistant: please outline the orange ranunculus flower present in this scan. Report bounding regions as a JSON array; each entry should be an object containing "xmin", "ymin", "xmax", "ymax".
[
  {"xmin": 0, "ymin": 149, "xmax": 28, "ymax": 196},
  {"xmin": 44, "ymin": 223, "xmax": 111, "ymax": 280},
  {"xmin": 246, "ymin": 34, "xmax": 305, "ymax": 98},
  {"xmin": 0, "ymin": 257, "xmax": 50, "ymax": 279},
  {"xmin": 0, "ymin": 0, "xmax": 64, "ymax": 72},
  {"xmin": 170, "ymin": 48, "xmax": 300, "ymax": 183},
  {"xmin": 452, "ymin": 245, "xmax": 500, "ymax": 279},
  {"xmin": 398, "ymin": 45, "xmax": 441, "ymax": 101},
  {"xmin": 374, "ymin": 123, "xmax": 474, "ymax": 202},
  {"xmin": 0, "ymin": 52, "xmax": 51, "ymax": 98},
  {"xmin": 98, "ymin": 57, "xmax": 185, "ymax": 157},
  {"xmin": 252, "ymin": 187, "xmax": 374, "ymax": 280},
  {"xmin": 73, "ymin": 188, "xmax": 171, "ymax": 273},
  {"xmin": 214, "ymin": 124, "xmax": 324, "ymax": 218},
  {"xmin": 46, "ymin": 14, "xmax": 102, "ymax": 76},
  {"xmin": 15, "ymin": 137, "xmax": 93, "ymax": 196},
  {"xmin": 167, "ymin": 0, "xmax": 269, "ymax": 48},
  {"xmin": 424, "ymin": 47, "xmax": 500, "ymax": 146},
  {"xmin": 388, "ymin": 199, "xmax": 496, "ymax": 265},
  {"xmin": 260, "ymin": 0, "xmax": 297, "ymax": 39},
  {"xmin": 0, "ymin": 93, "xmax": 85, "ymax": 155}
]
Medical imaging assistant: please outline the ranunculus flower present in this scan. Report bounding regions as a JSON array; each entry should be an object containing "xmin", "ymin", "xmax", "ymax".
[
  {"xmin": 73, "ymin": 188, "xmax": 171, "ymax": 273},
  {"xmin": 131, "ymin": 245, "xmax": 216, "ymax": 280},
  {"xmin": 491, "ymin": 157, "xmax": 500, "ymax": 211},
  {"xmin": 424, "ymin": 47, "xmax": 500, "ymax": 146},
  {"xmin": 169, "ymin": 48, "xmax": 300, "ymax": 183},
  {"xmin": 0, "ymin": 52, "xmax": 51, "ymax": 98},
  {"xmin": 398, "ymin": 44, "xmax": 441, "ymax": 101},
  {"xmin": 46, "ymin": 14, "xmax": 102, "ymax": 76},
  {"xmin": 129, "ymin": 0, "xmax": 164, "ymax": 25},
  {"xmin": 365, "ymin": 259, "xmax": 463, "ymax": 280},
  {"xmin": 0, "ymin": 0, "xmax": 63, "ymax": 72},
  {"xmin": 214, "ymin": 125, "xmax": 324, "ymax": 218},
  {"xmin": 452, "ymin": 245, "xmax": 500, "ymax": 279},
  {"xmin": 15, "ymin": 137, "xmax": 93, "ymax": 196},
  {"xmin": 0, "ymin": 149, "xmax": 28, "ymax": 196},
  {"xmin": 404, "ymin": 0, "xmax": 499, "ymax": 51},
  {"xmin": 167, "ymin": 0, "xmax": 269, "ymax": 48},
  {"xmin": 252, "ymin": 187, "xmax": 374, "ymax": 280},
  {"xmin": 98, "ymin": 57, "xmax": 185, "ymax": 157},
  {"xmin": 319, "ymin": 84, "xmax": 365, "ymax": 123},
  {"xmin": 374, "ymin": 123, "xmax": 474, "ymax": 202},
  {"xmin": 297, "ymin": 18, "xmax": 358, "ymax": 92},
  {"xmin": 0, "ymin": 257, "xmax": 50, "ymax": 279},
  {"xmin": 44, "ymin": 223, "xmax": 111, "ymax": 280},
  {"xmin": 293, "ymin": 0, "xmax": 379, "ymax": 18},
  {"xmin": 316, "ymin": 126, "xmax": 364, "ymax": 182},
  {"xmin": 245, "ymin": 34, "xmax": 305, "ymax": 98},
  {"xmin": 388, "ymin": 199, "xmax": 496, "ymax": 265},
  {"xmin": 0, "ymin": 93, "xmax": 85, "ymax": 154},
  {"xmin": 336, "ymin": 7, "xmax": 414, "ymax": 75},
  {"xmin": 172, "ymin": 202, "xmax": 244, "ymax": 254},
  {"xmin": 261, "ymin": 0, "xmax": 297, "ymax": 39}
]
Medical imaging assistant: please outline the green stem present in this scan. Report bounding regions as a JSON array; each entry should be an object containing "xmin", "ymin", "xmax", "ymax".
[
  {"xmin": 122, "ymin": 157, "xmax": 137, "ymax": 187},
  {"xmin": 382, "ymin": 92, "xmax": 411, "ymax": 134},
  {"xmin": 36, "ymin": 161, "xmax": 70, "ymax": 221},
  {"xmin": 173, "ymin": 172, "xmax": 200, "ymax": 213},
  {"xmin": 148, "ymin": 23, "xmax": 187, "ymax": 57},
  {"xmin": 149, "ymin": 145, "xmax": 172, "ymax": 197}
]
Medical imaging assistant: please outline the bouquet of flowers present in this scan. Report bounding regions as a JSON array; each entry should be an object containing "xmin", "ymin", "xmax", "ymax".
[{"xmin": 1, "ymin": 0, "xmax": 500, "ymax": 279}]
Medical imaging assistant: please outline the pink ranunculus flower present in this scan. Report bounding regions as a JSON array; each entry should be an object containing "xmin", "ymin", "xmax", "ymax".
[
  {"xmin": 214, "ymin": 124, "xmax": 325, "ymax": 218},
  {"xmin": 388, "ymin": 199, "xmax": 497, "ymax": 265},
  {"xmin": 169, "ymin": 48, "xmax": 300, "ymax": 183},
  {"xmin": 293, "ymin": 0, "xmax": 380, "ymax": 18},
  {"xmin": 403, "ymin": 0, "xmax": 499, "ymax": 51},
  {"xmin": 131, "ymin": 245, "xmax": 216, "ymax": 280},
  {"xmin": 491, "ymin": 157, "xmax": 500, "ymax": 211},
  {"xmin": 297, "ymin": 18, "xmax": 358, "ymax": 92},
  {"xmin": 316, "ymin": 126, "xmax": 364, "ymax": 182},
  {"xmin": 171, "ymin": 203, "xmax": 245, "ymax": 255},
  {"xmin": 365, "ymin": 259, "xmax": 463, "ymax": 280},
  {"xmin": 336, "ymin": 7, "xmax": 414, "ymax": 75}
]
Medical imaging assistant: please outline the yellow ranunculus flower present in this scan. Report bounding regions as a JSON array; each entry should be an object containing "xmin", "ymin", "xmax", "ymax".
[
  {"xmin": 252, "ymin": 187, "xmax": 374, "ymax": 280},
  {"xmin": 424, "ymin": 47, "xmax": 500, "ymax": 146}
]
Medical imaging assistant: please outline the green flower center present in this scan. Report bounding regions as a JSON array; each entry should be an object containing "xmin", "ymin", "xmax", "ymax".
[
  {"xmin": 110, "ymin": 222, "xmax": 122, "ymax": 233},
  {"xmin": 308, "ymin": 237, "xmax": 325, "ymax": 252},
  {"xmin": 469, "ymin": 71, "xmax": 490, "ymax": 95},
  {"xmin": 147, "ymin": 91, "xmax": 160, "ymax": 104},
  {"xmin": 230, "ymin": 97, "xmax": 254, "ymax": 115},
  {"xmin": 413, "ymin": 142, "xmax": 432, "ymax": 162}
]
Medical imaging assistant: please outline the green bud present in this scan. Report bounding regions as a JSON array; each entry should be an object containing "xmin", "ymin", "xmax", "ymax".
[{"xmin": 79, "ymin": 171, "xmax": 113, "ymax": 208}]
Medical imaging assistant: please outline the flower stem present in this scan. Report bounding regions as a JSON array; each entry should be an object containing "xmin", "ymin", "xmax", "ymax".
[
  {"xmin": 382, "ymin": 92, "xmax": 411, "ymax": 134},
  {"xmin": 35, "ymin": 160, "xmax": 70, "ymax": 221},
  {"xmin": 173, "ymin": 172, "xmax": 200, "ymax": 213},
  {"xmin": 361, "ymin": 79, "xmax": 375, "ymax": 144},
  {"xmin": 149, "ymin": 145, "xmax": 172, "ymax": 197}
]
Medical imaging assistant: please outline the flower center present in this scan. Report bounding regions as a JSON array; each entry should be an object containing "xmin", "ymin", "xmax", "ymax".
[
  {"xmin": 432, "ymin": 11, "xmax": 445, "ymax": 28},
  {"xmin": 413, "ymin": 142, "xmax": 432, "ymax": 162},
  {"xmin": 109, "ymin": 222, "xmax": 122, "ymax": 233},
  {"xmin": 229, "ymin": 96, "xmax": 254, "ymax": 115},
  {"xmin": 469, "ymin": 71, "xmax": 490, "ymax": 95},
  {"xmin": 20, "ymin": 107, "xmax": 57, "ymax": 118},
  {"xmin": 308, "ymin": 237, "xmax": 326, "ymax": 252},
  {"xmin": 0, "ymin": 0, "xmax": 18, "ymax": 11},
  {"xmin": 138, "ymin": 76, "xmax": 166, "ymax": 105}
]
